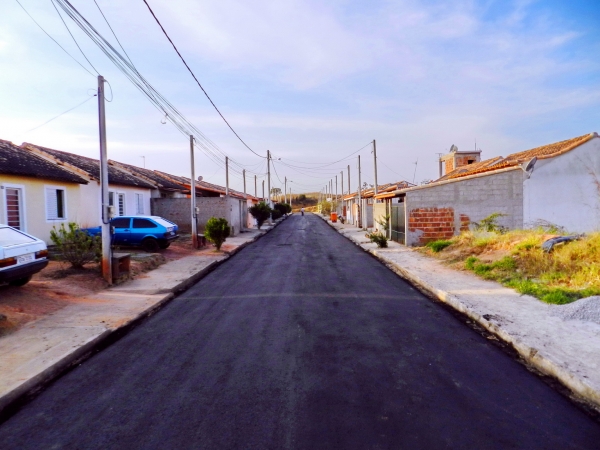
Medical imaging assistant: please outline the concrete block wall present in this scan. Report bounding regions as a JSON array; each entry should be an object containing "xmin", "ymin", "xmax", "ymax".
[
  {"xmin": 406, "ymin": 169, "xmax": 524, "ymax": 246},
  {"xmin": 151, "ymin": 197, "xmax": 244, "ymax": 235}
]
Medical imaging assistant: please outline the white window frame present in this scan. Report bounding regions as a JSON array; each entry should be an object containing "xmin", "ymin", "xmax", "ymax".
[
  {"xmin": 2, "ymin": 183, "xmax": 27, "ymax": 231},
  {"xmin": 45, "ymin": 185, "xmax": 68, "ymax": 223},
  {"xmin": 135, "ymin": 193, "xmax": 144, "ymax": 215},
  {"xmin": 109, "ymin": 191, "xmax": 126, "ymax": 216}
]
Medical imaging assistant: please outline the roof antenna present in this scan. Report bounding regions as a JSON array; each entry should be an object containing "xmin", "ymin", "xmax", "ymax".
[{"xmin": 412, "ymin": 159, "xmax": 418, "ymax": 184}]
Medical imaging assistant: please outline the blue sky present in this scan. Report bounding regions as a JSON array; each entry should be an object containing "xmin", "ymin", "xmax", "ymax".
[{"xmin": 1, "ymin": 0, "xmax": 599, "ymax": 194}]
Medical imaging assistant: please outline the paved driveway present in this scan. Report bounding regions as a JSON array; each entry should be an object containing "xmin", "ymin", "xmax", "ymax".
[{"xmin": 0, "ymin": 214, "xmax": 599, "ymax": 449}]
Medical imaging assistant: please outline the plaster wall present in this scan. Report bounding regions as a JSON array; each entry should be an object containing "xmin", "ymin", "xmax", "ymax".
[
  {"xmin": 524, "ymin": 137, "xmax": 600, "ymax": 233},
  {"xmin": 0, "ymin": 175, "xmax": 82, "ymax": 243},
  {"xmin": 406, "ymin": 169, "xmax": 524, "ymax": 246}
]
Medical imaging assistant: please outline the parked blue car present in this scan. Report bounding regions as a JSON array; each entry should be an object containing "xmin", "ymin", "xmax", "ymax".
[{"xmin": 84, "ymin": 216, "xmax": 179, "ymax": 252}]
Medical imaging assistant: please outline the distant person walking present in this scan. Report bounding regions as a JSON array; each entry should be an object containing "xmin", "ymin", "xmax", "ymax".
[{"xmin": 301, "ymin": 207, "xmax": 305, "ymax": 216}]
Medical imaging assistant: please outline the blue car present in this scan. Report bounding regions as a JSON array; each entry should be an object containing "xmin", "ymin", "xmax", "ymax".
[{"xmin": 84, "ymin": 216, "xmax": 179, "ymax": 252}]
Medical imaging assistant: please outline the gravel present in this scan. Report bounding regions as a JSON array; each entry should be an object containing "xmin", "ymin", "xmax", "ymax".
[{"xmin": 551, "ymin": 296, "xmax": 600, "ymax": 325}]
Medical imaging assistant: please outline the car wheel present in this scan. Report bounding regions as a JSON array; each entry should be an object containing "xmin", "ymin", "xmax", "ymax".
[
  {"xmin": 9, "ymin": 276, "xmax": 32, "ymax": 287},
  {"xmin": 159, "ymin": 241, "xmax": 171, "ymax": 249},
  {"xmin": 142, "ymin": 238, "xmax": 160, "ymax": 252}
]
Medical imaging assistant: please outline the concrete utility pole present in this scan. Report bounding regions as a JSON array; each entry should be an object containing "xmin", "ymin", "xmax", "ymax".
[
  {"xmin": 335, "ymin": 175, "xmax": 338, "ymax": 204},
  {"xmin": 347, "ymin": 164, "xmax": 351, "ymax": 196},
  {"xmin": 262, "ymin": 180, "xmax": 265, "ymax": 200},
  {"xmin": 254, "ymin": 175, "xmax": 257, "ymax": 198},
  {"xmin": 358, "ymin": 154, "xmax": 362, "ymax": 229},
  {"xmin": 225, "ymin": 156, "xmax": 229, "ymax": 196},
  {"xmin": 284, "ymin": 177, "xmax": 287, "ymax": 204},
  {"xmin": 373, "ymin": 139, "xmax": 378, "ymax": 196},
  {"xmin": 190, "ymin": 135, "xmax": 198, "ymax": 249},
  {"xmin": 267, "ymin": 150, "xmax": 272, "ymax": 223},
  {"xmin": 243, "ymin": 169, "xmax": 246, "ymax": 196},
  {"xmin": 98, "ymin": 75, "xmax": 111, "ymax": 285},
  {"xmin": 341, "ymin": 171, "xmax": 344, "ymax": 197},
  {"xmin": 289, "ymin": 188, "xmax": 292, "ymax": 209}
]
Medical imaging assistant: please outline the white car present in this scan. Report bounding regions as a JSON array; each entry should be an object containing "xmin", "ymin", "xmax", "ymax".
[{"xmin": 0, "ymin": 224, "xmax": 49, "ymax": 286}]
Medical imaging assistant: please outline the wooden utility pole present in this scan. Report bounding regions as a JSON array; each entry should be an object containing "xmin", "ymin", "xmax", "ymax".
[
  {"xmin": 190, "ymin": 135, "xmax": 197, "ymax": 249},
  {"xmin": 98, "ymin": 75, "xmax": 111, "ymax": 284}
]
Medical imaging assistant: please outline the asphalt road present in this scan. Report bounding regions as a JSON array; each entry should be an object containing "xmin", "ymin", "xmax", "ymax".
[{"xmin": 1, "ymin": 214, "xmax": 599, "ymax": 449}]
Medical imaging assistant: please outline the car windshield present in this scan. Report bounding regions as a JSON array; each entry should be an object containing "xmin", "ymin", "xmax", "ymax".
[
  {"xmin": 152, "ymin": 217, "xmax": 176, "ymax": 228},
  {"xmin": 0, "ymin": 227, "xmax": 37, "ymax": 246}
]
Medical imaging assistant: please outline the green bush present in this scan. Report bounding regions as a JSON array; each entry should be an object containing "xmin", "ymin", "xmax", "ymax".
[
  {"xmin": 271, "ymin": 208, "xmax": 283, "ymax": 220},
  {"xmin": 472, "ymin": 212, "xmax": 508, "ymax": 233},
  {"xmin": 366, "ymin": 231, "xmax": 388, "ymax": 248},
  {"xmin": 204, "ymin": 217, "xmax": 230, "ymax": 250},
  {"xmin": 426, "ymin": 240, "xmax": 453, "ymax": 253},
  {"xmin": 273, "ymin": 203, "xmax": 291, "ymax": 218},
  {"xmin": 249, "ymin": 201, "xmax": 271, "ymax": 229},
  {"xmin": 50, "ymin": 222, "xmax": 101, "ymax": 269}
]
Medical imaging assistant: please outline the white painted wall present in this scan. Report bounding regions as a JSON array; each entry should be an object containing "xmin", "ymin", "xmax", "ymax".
[{"xmin": 524, "ymin": 137, "xmax": 600, "ymax": 233}]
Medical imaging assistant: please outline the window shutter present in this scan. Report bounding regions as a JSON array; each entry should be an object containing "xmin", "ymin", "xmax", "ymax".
[{"xmin": 46, "ymin": 188, "xmax": 58, "ymax": 220}]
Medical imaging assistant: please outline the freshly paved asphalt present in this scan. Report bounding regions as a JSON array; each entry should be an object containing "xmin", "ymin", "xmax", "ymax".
[{"xmin": 1, "ymin": 214, "xmax": 599, "ymax": 449}]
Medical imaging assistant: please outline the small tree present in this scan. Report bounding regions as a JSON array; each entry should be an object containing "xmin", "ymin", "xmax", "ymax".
[
  {"xmin": 366, "ymin": 231, "xmax": 388, "ymax": 248},
  {"xmin": 204, "ymin": 217, "xmax": 230, "ymax": 250},
  {"xmin": 249, "ymin": 201, "xmax": 271, "ymax": 229},
  {"xmin": 50, "ymin": 222, "xmax": 101, "ymax": 269}
]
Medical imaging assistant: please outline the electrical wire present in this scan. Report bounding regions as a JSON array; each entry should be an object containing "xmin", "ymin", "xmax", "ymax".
[
  {"xmin": 14, "ymin": 0, "xmax": 95, "ymax": 77},
  {"xmin": 26, "ymin": 93, "xmax": 96, "ymax": 132},
  {"xmin": 52, "ymin": 0, "xmax": 265, "ymax": 179},
  {"xmin": 141, "ymin": 0, "xmax": 265, "ymax": 159},
  {"xmin": 274, "ymin": 141, "xmax": 372, "ymax": 169},
  {"xmin": 377, "ymin": 156, "xmax": 411, "ymax": 182},
  {"xmin": 50, "ymin": 0, "xmax": 99, "ymax": 75}
]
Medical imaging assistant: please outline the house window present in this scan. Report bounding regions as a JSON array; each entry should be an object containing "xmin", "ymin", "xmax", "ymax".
[
  {"xmin": 109, "ymin": 191, "xmax": 125, "ymax": 216},
  {"xmin": 46, "ymin": 187, "xmax": 66, "ymax": 220},
  {"xmin": 135, "ymin": 193, "xmax": 144, "ymax": 215},
  {"xmin": 5, "ymin": 187, "xmax": 23, "ymax": 229}
]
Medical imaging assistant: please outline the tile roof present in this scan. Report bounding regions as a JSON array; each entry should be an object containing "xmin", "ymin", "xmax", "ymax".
[
  {"xmin": 437, "ymin": 157, "xmax": 504, "ymax": 181},
  {"xmin": 152, "ymin": 171, "xmax": 257, "ymax": 200},
  {"xmin": 344, "ymin": 181, "xmax": 415, "ymax": 200},
  {"xmin": 0, "ymin": 140, "xmax": 88, "ymax": 184},
  {"xmin": 23, "ymin": 144, "xmax": 156, "ymax": 189},
  {"xmin": 109, "ymin": 161, "xmax": 187, "ymax": 192},
  {"xmin": 436, "ymin": 133, "xmax": 598, "ymax": 181}
]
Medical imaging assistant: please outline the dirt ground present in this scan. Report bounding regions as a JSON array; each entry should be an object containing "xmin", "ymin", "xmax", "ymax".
[{"xmin": 0, "ymin": 234, "xmax": 220, "ymax": 337}]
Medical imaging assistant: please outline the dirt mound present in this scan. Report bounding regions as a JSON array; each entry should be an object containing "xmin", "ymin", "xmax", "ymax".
[{"xmin": 551, "ymin": 296, "xmax": 600, "ymax": 325}]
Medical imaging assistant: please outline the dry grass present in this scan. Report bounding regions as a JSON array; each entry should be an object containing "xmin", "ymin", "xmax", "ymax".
[{"xmin": 422, "ymin": 229, "xmax": 600, "ymax": 304}]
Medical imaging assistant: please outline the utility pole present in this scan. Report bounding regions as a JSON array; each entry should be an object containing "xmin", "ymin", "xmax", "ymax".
[
  {"xmin": 335, "ymin": 175, "xmax": 338, "ymax": 204},
  {"xmin": 347, "ymin": 164, "xmax": 351, "ymax": 195},
  {"xmin": 243, "ymin": 169, "xmax": 246, "ymax": 196},
  {"xmin": 289, "ymin": 188, "xmax": 292, "ymax": 209},
  {"xmin": 225, "ymin": 156, "xmax": 229, "ymax": 196},
  {"xmin": 358, "ymin": 155, "xmax": 362, "ymax": 229},
  {"xmin": 190, "ymin": 135, "xmax": 198, "ymax": 249},
  {"xmin": 267, "ymin": 150, "xmax": 272, "ymax": 223},
  {"xmin": 341, "ymin": 171, "xmax": 344, "ymax": 197},
  {"xmin": 284, "ymin": 177, "xmax": 287, "ymax": 204},
  {"xmin": 373, "ymin": 139, "xmax": 378, "ymax": 196},
  {"xmin": 98, "ymin": 75, "xmax": 111, "ymax": 285},
  {"xmin": 262, "ymin": 180, "xmax": 265, "ymax": 200},
  {"xmin": 254, "ymin": 175, "xmax": 257, "ymax": 198}
]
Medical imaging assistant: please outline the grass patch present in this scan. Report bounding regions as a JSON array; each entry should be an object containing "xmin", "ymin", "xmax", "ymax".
[
  {"xmin": 422, "ymin": 230, "xmax": 600, "ymax": 305},
  {"xmin": 426, "ymin": 240, "xmax": 453, "ymax": 253}
]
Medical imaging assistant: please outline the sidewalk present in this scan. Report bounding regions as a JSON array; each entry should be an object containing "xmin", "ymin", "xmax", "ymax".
[
  {"xmin": 0, "ymin": 221, "xmax": 282, "ymax": 416},
  {"xmin": 321, "ymin": 216, "xmax": 600, "ymax": 411}
]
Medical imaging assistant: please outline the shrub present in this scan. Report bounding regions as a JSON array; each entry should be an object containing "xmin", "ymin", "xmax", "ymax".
[
  {"xmin": 273, "ymin": 203, "xmax": 291, "ymax": 217},
  {"xmin": 426, "ymin": 240, "xmax": 453, "ymax": 253},
  {"xmin": 204, "ymin": 217, "xmax": 230, "ymax": 250},
  {"xmin": 472, "ymin": 212, "xmax": 508, "ymax": 233},
  {"xmin": 366, "ymin": 231, "xmax": 388, "ymax": 248},
  {"xmin": 319, "ymin": 201, "xmax": 332, "ymax": 215},
  {"xmin": 249, "ymin": 201, "xmax": 271, "ymax": 229},
  {"xmin": 271, "ymin": 208, "xmax": 283, "ymax": 220},
  {"xmin": 50, "ymin": 222, "xmax": 101, "ymax": 269}
]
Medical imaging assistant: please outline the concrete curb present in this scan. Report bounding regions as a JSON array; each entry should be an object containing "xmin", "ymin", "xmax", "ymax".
[
  {"xmin": 0, "ymin": 219, "xmax": 285, "ymax": 419},
  {"xmin": 318, "ymin": 214, "xmax": 600, "ymax": 411}
]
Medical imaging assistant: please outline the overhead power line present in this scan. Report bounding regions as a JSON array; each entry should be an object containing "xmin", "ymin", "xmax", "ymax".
[
  {"xmin": 26, "ymin": 93, "xmax": 96, "ymax": 132},
  {"xmin": 50, "ymin": 0, "xmax": 264, "ymax": 178},
  {"xmin": 14, "ymin": 0, "xmax": 95, "ymax": 77},
  {"xmin": 141, "ymin": 0, "xmax": 265, "ymax": 159}
]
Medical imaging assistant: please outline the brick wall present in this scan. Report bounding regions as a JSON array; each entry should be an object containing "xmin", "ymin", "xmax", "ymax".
[{"xmin": 405, "ymin": 169, "xmax": 523, "ymax": 246}]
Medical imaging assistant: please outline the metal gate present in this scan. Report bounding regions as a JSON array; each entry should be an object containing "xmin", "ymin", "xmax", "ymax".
[{"xmin": 390, "ymin": 203, "xmax": 405, "ymax": 244}]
